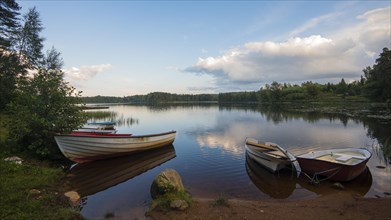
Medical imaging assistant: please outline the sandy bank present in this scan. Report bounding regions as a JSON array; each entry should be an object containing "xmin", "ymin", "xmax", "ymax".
[{"xmin": 148, "ymin": 192, "xmax": 391, "ymax": 220}]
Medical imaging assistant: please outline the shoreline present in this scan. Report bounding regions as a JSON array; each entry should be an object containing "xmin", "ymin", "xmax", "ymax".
[{"xmin": 147, "ymin": 192, "xmax": 391, "ymax": 219}]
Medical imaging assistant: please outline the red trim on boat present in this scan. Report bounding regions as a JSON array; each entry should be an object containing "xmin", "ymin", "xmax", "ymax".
[{"xmin": 70, "ymin": 132, "xmax": 132, "ymax": 137}]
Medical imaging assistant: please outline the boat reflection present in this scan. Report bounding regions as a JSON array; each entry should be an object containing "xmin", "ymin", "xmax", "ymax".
[
  {"xmin": 246, "ymin": 154, "xmax": 297, "ymax": 199},
  {"xmin": 66, "ymin": 145, "xmax": 176, "ymax": 197},
  {"xmin": 246, "ymin": 154, "xmax": 373, "ymax": 198},
  {"xmin": 297, "ymin": 166, "xmax": 372, "ymax": 196}
]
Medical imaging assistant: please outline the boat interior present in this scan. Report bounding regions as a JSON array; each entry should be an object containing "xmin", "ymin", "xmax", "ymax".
[
  {"xmin": 246, "ymin": 140, "xmax": 288, "ymax": 159},
  {"xmin": 301, "ymin": 150, "xmax": 367, "ymax": 165}
]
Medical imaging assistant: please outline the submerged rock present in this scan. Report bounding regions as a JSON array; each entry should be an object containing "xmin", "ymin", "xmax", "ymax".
[{"xmin": 150, "ymin": 168, "xmax": 185, "ymax": 199}]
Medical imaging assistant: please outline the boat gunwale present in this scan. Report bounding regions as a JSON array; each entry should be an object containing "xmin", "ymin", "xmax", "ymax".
[{"xmin": 55, "ymin": 130, "xmax": 176, "ymax": 139}]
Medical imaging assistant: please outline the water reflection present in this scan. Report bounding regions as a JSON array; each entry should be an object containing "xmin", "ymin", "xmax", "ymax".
[
  {"xmin": 77, "ymin": 104, "xmax": 390, "ymax": 219},
  {"xmin": 246, "ymin": 154, "xmax": 296, "ymax": 199},
  {"xmin": 297, "ymin": 167, "xmax": 372, "ymax": 196},
  {"xmin": 66, "ymin": 145, "xmax": 176, "ymax": 197},
  {"xmin": 86, "ymin": 110, "xmax": 139, "ymax": 127}
]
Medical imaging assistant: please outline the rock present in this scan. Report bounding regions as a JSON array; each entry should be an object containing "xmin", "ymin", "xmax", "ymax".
[
  {"xmin": 332, "ymin": 182, "xmax": 345, "ymax": 190},
  {"xmin": 29, "ymin": 189, "xmax": 41, "ymax": 195},
  {"xmin": 64, "ymin": 191, "xmax": 81, "ymax": 205},
  {"xmin": 150, "ymin": 168, "xmax": 185, "ymax": 199},
  {"xmin": 170, "ymin": 199, "xmax": 189, "ymax": 210},
  {"xmin": 4, "ymin": 156, "xmax": 23, "ymax": 164}
]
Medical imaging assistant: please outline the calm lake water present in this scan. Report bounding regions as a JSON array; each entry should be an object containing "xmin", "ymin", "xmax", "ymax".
[{"xmin": 68, "ymin": 104, "xmax": 391, "ymax": 219}]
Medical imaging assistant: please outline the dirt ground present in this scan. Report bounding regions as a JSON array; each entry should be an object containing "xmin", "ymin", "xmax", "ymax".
[{"xmin": 148, "ymin": 192, "xmax": 391, "ymax": 220}]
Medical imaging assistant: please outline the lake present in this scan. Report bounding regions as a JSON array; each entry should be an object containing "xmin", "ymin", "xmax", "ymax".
[{"xmin": 69, "ymin": 104, "xmax": 391, "ymax": 219}]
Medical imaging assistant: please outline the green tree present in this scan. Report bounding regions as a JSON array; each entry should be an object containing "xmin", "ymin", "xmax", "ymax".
[
  {"xmin": 363, "ymin": 48, "xmax": 391, "ymax": 102},
  {"xmin": 42, "ymin": 46, "xmax": 64, "ymax": 70},
  {"xmin": 336, "ymin": 78, "xmax": 348, "ymax": 95},
  {"xmin": 0, "ymin": 0, "xmax": 23, "ymax": 110},
  {"xmin": 8, "ymin": 69, "xmax": 85, "ymax": 159},
  {"xmin": 0, "ymin": 52, "xmax": 25, "ymax": 110},
  {"xmin": 0, "ymin": 0, "xmax": 20, "ymax": 50},
  {"xmin": 302, "ymin": 81, "xmax": 321, "ymax": 98},
  {"xmin": 16, "ymin": 7, "xmax": 44, "ymax": 68}
]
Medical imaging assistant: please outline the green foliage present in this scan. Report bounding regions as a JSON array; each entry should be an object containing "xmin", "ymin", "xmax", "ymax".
[
  {"xmin": 212, "ymin": 197, "xmax": 230, "ymax": 207},
  {"xmin": 148, "ymin": 190, "xmax": 193, "ymax": 212},
  {"xmin": 0, "ymin": 159, "xmax": 82, "ymax": 219},
  {"xmin": 0, "ymin": 0, "xmax": 21, "ymax": 50},
  {"xmin": 363, "ymin": 48, "xmax": 391, "ymax": 102},
  {"xmin": 0, "ymin": 52, "xmax": 26, "ymax": 110},
  {"xmin": 42, "ymin": 46, "xmax": 64, "ymax": 70},
  {"xmin": 16, "ymin": 7, "xmax": 44, "ymax": 69},
  {"xmin": 7, "ymin": 69, "xmax": 85, "ymax": 160}
]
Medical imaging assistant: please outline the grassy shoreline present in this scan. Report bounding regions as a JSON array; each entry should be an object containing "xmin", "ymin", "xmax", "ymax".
[{"xmin": 0, "ymin": 157, "xmax": 82, "ymax": 220}]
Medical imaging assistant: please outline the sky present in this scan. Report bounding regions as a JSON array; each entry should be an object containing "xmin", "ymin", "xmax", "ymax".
[{"xmin": 17, "ymin": 1, "xmax": 391, "ymax": 97}]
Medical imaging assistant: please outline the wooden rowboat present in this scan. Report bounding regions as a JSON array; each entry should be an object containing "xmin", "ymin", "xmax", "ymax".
[
  {"xmin": 54, "ymin": 131, "xmax": 176, "ymax": 163},
  {"xmin": 73, "ymin": 122, "xmax": 117, "ymax": 134},
  {"xmin": 245, "ymin": 138, "xmax": 301, "ymax": 174},
  {"xmin": 296, "ymin": 148, "xmax": 371, "ymax": 182}
]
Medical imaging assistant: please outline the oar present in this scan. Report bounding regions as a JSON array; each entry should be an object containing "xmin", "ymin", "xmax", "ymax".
[{"xmin": 268, "ymin": 142, "xmax": 302, "ymax": 177}]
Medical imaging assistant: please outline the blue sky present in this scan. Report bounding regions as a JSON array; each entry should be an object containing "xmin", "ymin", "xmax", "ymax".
[{"xmin": 18, "ymin": 1, "xmax": 390, "ymax": 96}]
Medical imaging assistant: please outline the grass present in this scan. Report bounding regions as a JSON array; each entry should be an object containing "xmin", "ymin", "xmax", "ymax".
[
  {"xmin": 0, "ymin": 113, "xmax": 82, "ymax": 220},
  {"xmin": 82, "ymin": 110, "xmax": 117, "ymax": 121},
  {"xmin": 0, "ymin": 159, "xmax": 82, "ymax": 219},
  {"xmin": 212, "ymin": 197, "xmax": 230, "ymax": 207},
  {"xmin": 147, "ymin": 190, "xmax": 193, "ymax": 213}
]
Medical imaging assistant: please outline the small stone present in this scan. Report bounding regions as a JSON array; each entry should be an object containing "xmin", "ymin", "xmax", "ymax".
[
  {"xmin": 29, "ymin": 189, "xmax": 41, "ymax": 195},
  {"xmin": 64, "ymin": 191, "xmax": 81, "ymax": 205},
  {"xmin": 332, "ymin": 182, "xmax": 345, "ymax": 190},
  {"xmin": 170, "ymin": 200, "xmax": 189, "ymax": 211},
  {"xmin": 4, "ymin": 156, "xmax": 23, "ymax": 164}
]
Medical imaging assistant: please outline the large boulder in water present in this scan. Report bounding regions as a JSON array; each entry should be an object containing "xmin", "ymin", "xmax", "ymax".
[{"xmin": 150, "ymin": 168, "xmax": 185, "ymax": 199}]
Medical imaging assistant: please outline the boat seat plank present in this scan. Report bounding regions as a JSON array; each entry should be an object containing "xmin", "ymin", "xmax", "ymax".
[
  {"xmin": 246, "ymin": 140, "xmax": 275, "ymax": 150},
  {"xmin": 335, "ymin": 154, "xmax": 366, "ymax": 162},
  {"xmin": 335, "ymin": 155, "xmax": 352, "ymax": 162},
  {"xmin": 263, "ymin": 150, "xmax": 288, "ymax": 159},
  {"xmin": 352, "ymin": 155, "xmax": 366, "ymax": 160}
]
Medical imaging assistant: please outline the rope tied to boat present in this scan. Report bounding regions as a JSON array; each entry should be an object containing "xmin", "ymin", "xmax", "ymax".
[{"xmin": 301, "ymin": 166, "xmax": 342, "ymax": 185}]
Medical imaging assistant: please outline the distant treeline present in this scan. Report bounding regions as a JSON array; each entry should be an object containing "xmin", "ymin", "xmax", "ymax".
[
  {"xmin": 81, "ymin": 93, "xmax": 219, "ymax": 103},
  {"xmin": 81, "ymin": 48, "xmax": 390, "ymax": 104},
  {"xmin": 80, "ymin": 78, "xmax": 364, "ymax": 104}
]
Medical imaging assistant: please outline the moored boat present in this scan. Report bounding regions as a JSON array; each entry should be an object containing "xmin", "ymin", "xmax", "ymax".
[
  {"xmin": 296, "ymin": 148, "xmax": 372, "ymax": 182},
  {"xmin": 73, "ymin": 122, "xmax": 117, "ymax": 134},
  {"xmin": 54, "ymin": 130, "xmax": 176, "ymax": 163},
  {"xmin": 245, "ymin": 138, "xmax": 301, "ymax": 174}
]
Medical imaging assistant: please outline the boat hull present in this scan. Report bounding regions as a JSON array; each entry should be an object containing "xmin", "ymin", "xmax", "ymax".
[
  {"xmin": 54, "ymin": 131, "xmax": 176, "ymax": 163},
  {"xmin": 245, "ymin": 139, "xmax": 291, "ymax": 172},
  {"xmin": 296, "ymin": 148, "xmax": 371, "ymax": 182}
]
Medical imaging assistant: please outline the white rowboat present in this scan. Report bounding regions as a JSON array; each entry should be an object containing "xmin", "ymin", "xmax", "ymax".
[
  {"xmin": 245, "ymin": 138, "xmax": 301, "ymax": 174},
  {"xmin": 54, "ymin": 131, "xmax": 176, "ymax": 163}
]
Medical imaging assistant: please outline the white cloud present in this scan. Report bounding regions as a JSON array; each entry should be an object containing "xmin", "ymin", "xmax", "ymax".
[
  {"xmin": 184, "ymin": 6, "xmax": 390, "ymax": 88},
  {"xmin": 63, "ymin": 64, "xmax": 112, "ymax": 81},
  {"xmin": 288, "ymin": 12, "xmax": 341, "ymax": 37}
]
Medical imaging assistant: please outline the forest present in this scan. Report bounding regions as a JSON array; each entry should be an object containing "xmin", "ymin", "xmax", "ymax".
[{"xmin": 81, "ymin": 48, "xmax": 390, "ymax": 105}]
